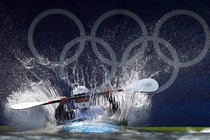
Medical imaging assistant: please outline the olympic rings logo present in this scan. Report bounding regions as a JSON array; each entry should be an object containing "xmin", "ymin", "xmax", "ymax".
[{"xmin": 28, "ymin": 9, "xmax": 210, "ymax": 93}]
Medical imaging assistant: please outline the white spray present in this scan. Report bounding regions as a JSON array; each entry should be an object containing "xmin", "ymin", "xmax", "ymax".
[
  {"xmin": 3, "ymin": 49, "xmax": 156, "ymax": 130},
  {"xmin": 4, "ymin": 81, "xmax": 59, "ymax": 131}
]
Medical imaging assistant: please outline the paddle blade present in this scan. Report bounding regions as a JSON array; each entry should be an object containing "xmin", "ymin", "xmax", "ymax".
[
  {"xmin": 125, "ymin": 78, "xmax": 159, "ymax": 93},
  {"xmin": 10, "ymin": 102, "xmax": 45, "ymax": 110}
]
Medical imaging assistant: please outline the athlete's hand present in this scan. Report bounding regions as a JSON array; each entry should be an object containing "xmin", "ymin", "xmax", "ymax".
[{"xmin": 60, "ymin": 96, "xmax": 68, "ymax": 104}]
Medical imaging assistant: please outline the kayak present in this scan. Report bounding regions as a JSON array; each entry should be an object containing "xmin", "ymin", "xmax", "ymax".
[{"xmin": 58, "ymin": 117, "xmax": 124, "ymax": 133}]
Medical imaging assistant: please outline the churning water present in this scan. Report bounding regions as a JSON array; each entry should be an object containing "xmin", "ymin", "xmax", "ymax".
[{"xmin": 2, "ymin": 58, "xmax": 210, "ymax": 140}]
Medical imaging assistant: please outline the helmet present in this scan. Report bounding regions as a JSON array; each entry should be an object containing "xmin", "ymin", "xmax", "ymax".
[
  {"xmin": 73, "ymin": 85, "xmax": 89, "ymax": 94},
  {"xmin": 73, "ymin": 85, "xmax": 90, "ymax": 109}
]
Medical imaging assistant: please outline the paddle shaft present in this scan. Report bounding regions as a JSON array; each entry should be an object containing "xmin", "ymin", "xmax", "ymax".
[
  {"xmin": 48, "ymin": 89, "xmax": 122, "ymax": 104},
  {"xmin": 68, "ymin": 89, "xmax": 125, "ymax": 103},
  {"xmin": 41, "ymin": 89, "xmax": 136, "ymax": 104},
  {"xmin": 43, "ymin": 92, "xmax": 103, "ymax": 105}
]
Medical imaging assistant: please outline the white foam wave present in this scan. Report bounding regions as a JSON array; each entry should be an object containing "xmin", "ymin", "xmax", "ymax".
[{"xmin": 4, "ymin": 82, "xmax": 58, "ymax": 131}]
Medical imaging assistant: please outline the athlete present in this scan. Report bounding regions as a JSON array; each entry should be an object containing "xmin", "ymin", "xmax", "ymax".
[{"xmin": 54, "ymin": 86, "xmax": 118, "ymax": 124}]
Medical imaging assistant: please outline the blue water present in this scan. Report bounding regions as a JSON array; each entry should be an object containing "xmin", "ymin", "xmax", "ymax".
[{"xmin": 60, "ymin": 121, "xmax": 122, "ymax": 133}]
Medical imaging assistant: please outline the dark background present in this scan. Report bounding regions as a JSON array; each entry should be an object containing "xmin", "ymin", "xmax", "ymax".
[{"xmin": 0, "ymin": 0, "xmax": 210, "ymax": 126}]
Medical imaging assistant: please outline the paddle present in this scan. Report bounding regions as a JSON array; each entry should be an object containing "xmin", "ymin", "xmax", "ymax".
[{"xmin": 10, "ymin": 78, "xmax": 158, "ymax": 110}]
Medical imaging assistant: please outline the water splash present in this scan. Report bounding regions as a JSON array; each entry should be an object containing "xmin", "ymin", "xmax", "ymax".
[
  {"xmin": 2, "ymin": 37, "xmax": 161, "ymax": 131},
  {"xmin": 7, "ymin": 55, "xmax": 157, "ymax": 131},
  {"xmin": 4, "ymin": 81, "xmax": 58, "ymax": 131}
]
